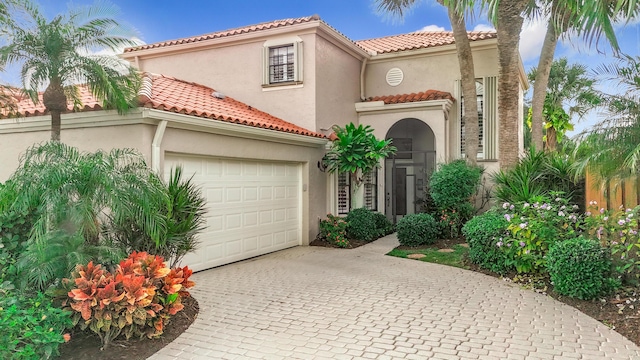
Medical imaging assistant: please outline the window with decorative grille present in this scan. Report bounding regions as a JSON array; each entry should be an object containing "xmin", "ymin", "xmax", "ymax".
[
  {"xmin": 338, "ymin": 172, "xmax": 350, "ymax": 215},
  {"xmin": 363, "ymin": 171, "xmax": 377, "ymax": 211},
  {"xmin": 269, "ymin": 45, "xmax": 294, "ymax": 83}
]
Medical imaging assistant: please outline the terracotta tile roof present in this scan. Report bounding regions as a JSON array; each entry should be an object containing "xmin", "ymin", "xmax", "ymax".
[
  {"xmin": 356, "ymin": 31, "xmax": 496, "ymax": 54},
  {"xmin": 366, "ymin": 90, "xmax": 455, "ymax": 104},
  {"xmin": 0, "ymin": 74, "xmax": 323, "ymax": 138},
  {"xmin": 125, "ymin": 15, "xmax": 322, "ymax": 53}
]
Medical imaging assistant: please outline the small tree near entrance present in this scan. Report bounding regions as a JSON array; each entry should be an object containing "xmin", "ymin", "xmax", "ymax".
[{"xmin": 324, "ymin": 123, "xmax": 396, "ymax": 209}]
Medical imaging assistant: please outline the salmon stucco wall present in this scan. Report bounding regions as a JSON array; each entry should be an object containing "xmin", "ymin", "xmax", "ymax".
[
  {"xmin": 132, "ymin": 34, "xmax": 319, "ymax": 133},
  {"xmin": 314, "ymin": 35, "xmax": 361, "ymax": 132},
  {"xmin": 364, "ymin": 46, "xmax": 499, "ymax": 100},
  {"xmin": 0, "ymin": 122, "xmax": 150, "ymax": 181}
]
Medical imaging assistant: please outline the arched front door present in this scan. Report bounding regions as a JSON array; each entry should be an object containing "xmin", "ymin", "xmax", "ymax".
[{"xmin": 385, "ymin": 119, "xmax": 436, "ymax": 222}]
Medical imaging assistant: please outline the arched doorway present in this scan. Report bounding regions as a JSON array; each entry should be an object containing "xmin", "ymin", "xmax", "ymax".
[{"xmin": 385, "ymin": 119, "xmax": 436, "ymax": 222}]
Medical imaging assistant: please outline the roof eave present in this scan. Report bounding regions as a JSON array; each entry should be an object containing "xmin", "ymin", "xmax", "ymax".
[
  {"xmin": 366, "ymin": 37, "xmax": 498, "ymax": 62},
  {"xmin": 122, "ymin": 18, "xmax": 369, "ymax": 61}
]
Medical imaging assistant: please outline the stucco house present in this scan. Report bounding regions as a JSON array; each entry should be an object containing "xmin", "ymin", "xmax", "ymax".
[{"xmin": 0, "ymin": 15, "xmax": 527, "ymax": 272}]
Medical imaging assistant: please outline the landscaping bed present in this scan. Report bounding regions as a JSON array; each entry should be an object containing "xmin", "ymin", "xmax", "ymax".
[
  {"xmin": 58, "ymin": 296, "xmax": 198, "ymax": 360},
  {"xmin": 392, "ymin": 236, "xmax": 640, "ymax": 348}
]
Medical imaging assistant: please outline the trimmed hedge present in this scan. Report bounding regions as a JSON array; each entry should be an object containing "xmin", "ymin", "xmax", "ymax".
[
  {"xmin": 372, "ymin": 212, "xmax": 394, "ymax": 237},
  {"xmin": 345, "ymin": 208, "xmax": 377, "ymax": 242},
  {"xmin": 397, "ymin": 213, "xmax": 439, "ymax": 247},
  {"xmin": 547, "ymin": 237, "xmax": 616, "ymax": 300},
  {"xmin": 462, "ymin": 212, "xmax": 511, "ymax": 274}
]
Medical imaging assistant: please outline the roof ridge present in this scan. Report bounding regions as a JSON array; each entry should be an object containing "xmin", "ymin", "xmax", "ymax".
[{"xmin": 125, "ymin": 15, "xmax": 322, "ymax": 53}]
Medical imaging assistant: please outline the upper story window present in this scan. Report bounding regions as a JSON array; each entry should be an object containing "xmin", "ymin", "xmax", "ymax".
[
  {"xmin": 262, "ymin": 38, "xmax": 303, "ymax": 87},
  {"xmin": 269, "ymin": 45, "xmax": 295, "ymax": 83}
]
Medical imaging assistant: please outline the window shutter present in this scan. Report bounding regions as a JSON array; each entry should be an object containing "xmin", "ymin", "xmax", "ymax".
[
  {"xmin": 294, "ymin": 41, "xmax": 303, "ymax": 82},
  {"xmin": 484, "ymin": 76, "xmax": 498, "ymax": 160},
  {"xmin": 338, "ymin": 172, "xmax": 350, "ymax": 215},
  {"xmin": 262, "ymin": 46, "xmax": 270, "ymax": 85}
]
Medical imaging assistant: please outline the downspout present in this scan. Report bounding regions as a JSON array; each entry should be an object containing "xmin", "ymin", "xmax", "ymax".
[
  {"xmin": 360, "ymin": 57, "xmax": 368, "ymax": 100},
  {"xmin": 151, "ymin": 120, "xmax": 168, "ymax": 174}
]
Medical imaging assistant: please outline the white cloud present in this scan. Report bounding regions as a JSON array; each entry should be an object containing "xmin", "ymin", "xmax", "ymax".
[
  {"xmin": 418, "ymin": 24, "xmax": 446, "ymax": 32},
  {"xmin": 473, "ymin": 23, "xmax": 495, "ymax": 32},
  {"xmin": 519, "ymin": 18, "xmax": 547, "ymax": 62}
]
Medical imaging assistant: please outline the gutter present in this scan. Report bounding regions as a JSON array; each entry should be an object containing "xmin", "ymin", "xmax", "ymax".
[
  {"xmin": 151, "ymin": 120, "xmax": 168, "ymax": 173},
  {"xmin": 360, "ymin": 58, "xmax": 368, "ymax": 100}
]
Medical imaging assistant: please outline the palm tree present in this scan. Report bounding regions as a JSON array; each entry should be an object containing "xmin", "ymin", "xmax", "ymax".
[
  {"xmin": 575, "ymin": 55, "xmax": 640, "ymax": 183},
  {"xmin": 491, "ymin": 0, "xmax": 529, "ymax": 168},
  {"xmin": 0, "ymin": 0, "xmax": 140, "ymax": 141},
  {"xmin": 529, "ymin": 0, "xmax": 640, "ymax": 151},
  {"xmin": 528, "ymin": 58, "xmax": 600, "ymax": 151},
  {"xmin": 375, "ymin": 0, "xmax": 481, "ymax": 165}
]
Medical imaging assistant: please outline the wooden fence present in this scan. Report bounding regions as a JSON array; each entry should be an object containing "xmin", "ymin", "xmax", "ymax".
[{"xmin": 585, "ymin": 172, "xmax": 640, "ymax": 211}]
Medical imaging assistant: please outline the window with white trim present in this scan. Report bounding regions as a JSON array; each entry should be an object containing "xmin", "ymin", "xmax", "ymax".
[
  {"xmin": 337, "ymin": 171, "xmax": 377, "ymax": 215},
  {"xmin": 458, "ymin": 76, "xmax": 498, "ymax": 160},
  {"xmin": 460, "ymin": 79, "xmax": 484, "ymax": 158},
  {"xmin": 338, "ymin": 172, "xmax": 350, "ymax": 215},
  {"xmin": 269, "ymin": 45, "xmax": 295, "ymax": 83},
  {"xmin": 263, "ymin": 40, "xmax": 303, "ymax": 86}
]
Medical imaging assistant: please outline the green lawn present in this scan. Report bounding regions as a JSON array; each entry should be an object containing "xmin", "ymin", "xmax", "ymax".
[{"xmin": 387, "ymin": 244, "xmax": 469, "ymax": 269}]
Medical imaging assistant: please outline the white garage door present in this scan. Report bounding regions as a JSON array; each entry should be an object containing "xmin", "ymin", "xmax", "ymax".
[{"xmin": 165, "ymin": 154, "xmax": 302, "ymax": 272}]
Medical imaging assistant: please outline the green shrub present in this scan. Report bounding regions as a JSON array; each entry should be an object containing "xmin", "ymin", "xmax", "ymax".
[
  {"xmin": 462, "ymin": 212, "xmax": 511, "ymax": 274},
  {"xmin": 106, "ymin": 166, "xmax": 207, "ymax": 268},
  {"xmin": 429, "ymin": 160, "xmax": 482, "ymax": 210},
  {"xmin": 547, "ymin": 237, "xmax": 617, "ymax": 300},
  {"xmin": 346, "ymin": 208, "xmax": 377, "ymax": 242},
  {"xmin": 319, "ymin": 214, "xmax": 349, "ymax": 248},
  {"xmin": 429, "ymin": 160, "xmax": 482, "ymax": 237},
  {"xmin": 0, "ymin": 289, "xmax": 72, "ymax": 360},
  {"xmin": 397, "ymin": 213, "xmax": 439, "ymax": 247},
  {"xmin": 499, "ymin": 196, "xmax": 582, "ymax": 274},
  {"xmin": 372, "ymin": 212, "xmax": 394, "ymax": 237},
  {"xmin": 493, "ymin": 148, "xmax": 582, "ymax": 204}
]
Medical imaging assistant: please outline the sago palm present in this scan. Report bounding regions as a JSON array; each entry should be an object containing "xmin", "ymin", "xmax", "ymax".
[{"xmin": 0, "ymin": 0, "xmax": 140, "ymax": 141}]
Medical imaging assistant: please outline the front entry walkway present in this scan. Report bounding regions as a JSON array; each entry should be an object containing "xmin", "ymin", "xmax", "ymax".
[{"xmin": 150, "ymin": 235, "xmax": 640, "ymax": 359}]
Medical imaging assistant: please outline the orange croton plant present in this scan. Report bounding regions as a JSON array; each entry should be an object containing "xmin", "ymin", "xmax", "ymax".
[{"xmin": 64, "ymin": 252, "xmax": 194, "ymax": 348}]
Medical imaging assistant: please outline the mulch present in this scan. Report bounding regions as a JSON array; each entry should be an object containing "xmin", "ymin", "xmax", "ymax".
[{"xmin": 58, "ymin": 296, "xmax": 199, "ymax": 360}]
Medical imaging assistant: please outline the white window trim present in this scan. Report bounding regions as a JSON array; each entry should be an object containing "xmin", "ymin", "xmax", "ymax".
[
  {"xmin": 456, "ymin": 76, "xmax": 498, "ymax": 161},
  {"xmin": 262, "ymin": 36, "xmax": 303, "ymax": 87}
]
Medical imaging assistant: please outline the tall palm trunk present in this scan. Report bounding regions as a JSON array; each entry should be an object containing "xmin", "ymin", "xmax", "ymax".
[
  {"xmin": 42, "ymin": 77, "xmax": 67, "ymax": 142},
  {"xmin": 443, "ymin": 1, "xmax": 479, "ymax": 165},
  {"xmin": 496, "ymin": 0, "xmax": 528, "ymax": 169},
  {"xmin": 531, "ymin": 1, "xmax": 570, "ymax": 152},
  {"xmin": 546, "ymin": 126, "xmax": 558, "ymax": 151},
  {"xmin": 530, "ymin": 20, "xmax": 558, "ymax": 151}
]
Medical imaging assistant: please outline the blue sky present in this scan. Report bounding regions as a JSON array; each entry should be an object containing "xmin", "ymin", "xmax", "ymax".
[{"xmin": 9, "ymin": 0, "xmax": 640, "ymax": 134}]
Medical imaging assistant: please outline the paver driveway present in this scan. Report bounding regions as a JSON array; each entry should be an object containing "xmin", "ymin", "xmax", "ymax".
[{"xmin": 150, "ymin": 235, "xmax": 640, "ymax": 360}]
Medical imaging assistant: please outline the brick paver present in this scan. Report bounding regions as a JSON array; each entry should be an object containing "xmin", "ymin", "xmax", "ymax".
[{"xmin": 149, "ymin": 235, "xmax": 640, "ymax": 359}]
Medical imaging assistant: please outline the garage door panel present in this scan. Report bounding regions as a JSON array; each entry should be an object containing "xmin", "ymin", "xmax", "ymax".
[{"xmin": 165, "ymin": 155, "xmax": 302, "ymax": 272}]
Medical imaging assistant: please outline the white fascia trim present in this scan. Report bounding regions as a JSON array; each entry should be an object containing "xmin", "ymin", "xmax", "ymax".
[
  {"xmin": 315, "ymin": 23, "xmax": 370, "ymax": 60},
  {"xmin": 355, "ymin": 99, "xmax": 453, "ymax": 113},
  {"xmin": 0, "ymin": 108, "xmax": 328, "ymax": 148},
  {"xmin": 367, "ymin": 39, "xmax": 497, "ymax": 63},
  {"xmin": 122, "ymin": 20, "xmax": 368, "ymax": 61},
  {"xmin": 142, "ymin": 108, "xmax": 327, "ymax": 148},
  {"xmin": 0, "ymin": 109, "xmax": 151, "ymax": 133}
]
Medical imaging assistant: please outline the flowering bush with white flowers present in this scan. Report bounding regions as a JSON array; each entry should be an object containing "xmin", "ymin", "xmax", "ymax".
[
  {"xmin": 497, "ymin": 194, "xmax": 582, "ymax": 274},
  {"xmin": 583, "ymin": 202, "xmax": 640, "ymax": 282}
]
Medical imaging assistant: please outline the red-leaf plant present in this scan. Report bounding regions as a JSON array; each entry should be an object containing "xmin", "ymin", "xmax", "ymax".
[{"xmin": 63, "ymin": 252, "xmax": 194, "ymax": 348}]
